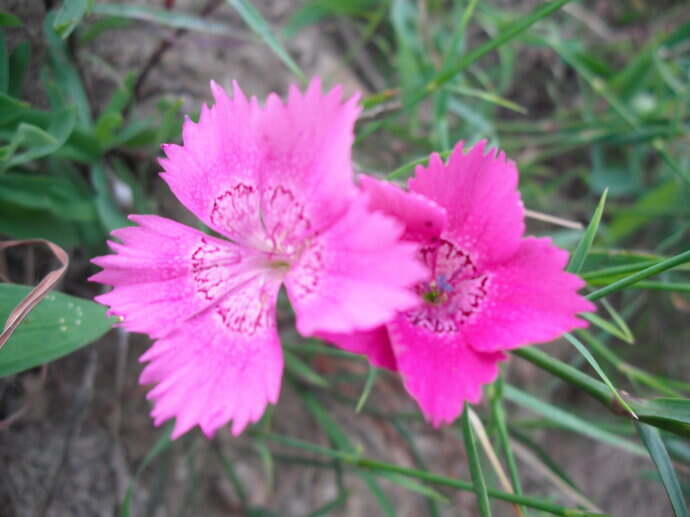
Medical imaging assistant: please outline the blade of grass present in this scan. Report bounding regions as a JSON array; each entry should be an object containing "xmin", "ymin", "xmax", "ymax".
[
  {"xmin": 417, "ymin": 0, "xmax": 575, "ymax": 105},
  {"xmin": 587, "ymin": 249, "xmax": 690, "ymax": 301},
  {"xmin": 355, "ymin": 365, "xmax": 379, "ymax": 412},
  {"xmin": 592, "ymin": 281, "xmax": 690, "ymax": 293},
  {"xmin": 226, "ymin": 0, "xmax": 304, "ymax": 81},
  {"xmin": 580, "ymin": 312, "xmax": 633, "ymax": 344},
  {"xmin": 568, "ymin": 189, "xmax": 607, "ymax": 274},
  {"xmin": 461, "ymin": 405, "xmax": 492, "ymax": 516},
  {"xmin": 563, "ymin": 333, "xmax": 637, "ymax": 418},
  {"xmin": 636, "ymin": 422, "xmax": 689, "ymax": 517},
  {"xmin": 454, "ymin": 85, "xmax": 528, "ymax": 114}
]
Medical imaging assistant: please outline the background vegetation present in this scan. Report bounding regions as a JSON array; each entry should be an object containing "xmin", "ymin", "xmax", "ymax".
[{"xmin": 1, "ymin": 0, "xmax": 689, "ymax": 515}]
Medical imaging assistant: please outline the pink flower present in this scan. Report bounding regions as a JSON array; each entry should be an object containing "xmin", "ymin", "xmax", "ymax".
[
  {"xmin": 322, "ymin": 141, "xmax": 595, "ymax": 426},
  {"xmin": 90, "ymin": 79, "xmax": 427, "ymax": 438}
]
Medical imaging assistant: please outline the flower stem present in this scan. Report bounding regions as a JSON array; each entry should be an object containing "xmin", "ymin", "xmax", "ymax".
[
  {"xmin": 512, "ymin": 347, "xmax": 615, "ymax": 409},
  {"xmin": 261, "ymin": 433, "xmax": 608, "ymax": 516}
]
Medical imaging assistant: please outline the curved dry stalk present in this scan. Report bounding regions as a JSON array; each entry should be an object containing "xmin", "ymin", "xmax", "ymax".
[
  {"xmin": 524, "ymin": 208, "xmax": 583, "ymax": 230},
  {"xmin": 0, "ymin": 239, "xmax": 69, "ymax": 349}
]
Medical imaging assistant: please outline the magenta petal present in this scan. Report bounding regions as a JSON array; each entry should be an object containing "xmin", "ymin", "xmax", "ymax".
[
  {"xmin": 319, "ymin": 326, "xmax": 398, "ymax": 371},
  {"xmin": 388, "ymin": 314, "xmax": 505, "ymax": 426},
  {"xmin": 465, "ymin": 237, "xmax": 595, "ymax": 353},
  {"xmin": 140, "ymin": 288, "xmax": 283, "ymax": 438},
  {"xmin": 409, "ymin": 141, "xmax": 524, "ymax": 266},
  {"xmin": 259, "ymin": 78, "xmax": 362, "ymax": 231},
  {"xmin": 160, "ymin": 79, "xmax": 361, "ymax": 243},
  {"xmin": 160, "ymin": 81, "xmax": 263, "ymax": 242},
  {"xmin": 359, "ymin": 174, "xmax": 447, "ymax": 241},
  {"xmin": 90, "ymin": 215, "xmax": 262, "ymax": 339},
  {"xmin": 285, "ymin": 195, "xmax": 428, "ymax": 336}
]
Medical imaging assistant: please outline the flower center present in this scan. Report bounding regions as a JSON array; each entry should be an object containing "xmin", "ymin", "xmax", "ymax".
[
  {"xmin": 210, "ymin": 182, "xmax": 314, "ymax": 263},
  {"xmin": 406, "ymin": 239, "xmax": 490, "ymax": 333}
]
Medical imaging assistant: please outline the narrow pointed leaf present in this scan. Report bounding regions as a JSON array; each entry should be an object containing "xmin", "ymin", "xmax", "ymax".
[
  {"xmin": 569, "ymin": 189, "xmax": 607, "ymax": 274},
  {"xmin": 226, "ymin": 0, "xmax": 304, "ymax": 81},
  {"xmin": 635, "ymin": 422, "xmax": 688, "ymax": 517}
]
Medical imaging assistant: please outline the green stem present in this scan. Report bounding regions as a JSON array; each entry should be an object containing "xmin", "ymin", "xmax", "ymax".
[
  {"xmin": 260, "ymin": 433, "xmax": 607, "ymax": 517},
  {"xmin": 512, "ymin": 347, "xmax": 614, "ymax": 408},
  {"xmin": 489, "ymin": 378, "xmax": 524, "ymax": 499},
  {"xmin": 461, "ymin": 405, "xmax": 493, "ymax": 516}
]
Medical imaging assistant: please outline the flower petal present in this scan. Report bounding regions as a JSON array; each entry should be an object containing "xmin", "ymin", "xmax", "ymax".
[
  {"xmin": 409, "ymin": 141, "xmax": 524, "ymax": 266},
  {"xmin": 285, "ymin": 195, "xmax": 428, "ymax": 336},
  {"xmin": 259, "ymin": 78, "xmax": 361, "ymax": 231},
  {"xmin": 160, "ymin": 78, "xmax": 361, "ymax": 245},
  {"xmin": 358, "ymin": 174, "xmax": 446, "ymax": 241},
  {"xmin": 90, "ymin": 215, "xmax": 264, "ymax": 339},
  {"xmin": 140, "ymin": 275, "xmax": 283, "ymax": 438},
  {"xmin": 388, "ymin": 314, "xmax": 505, "ymax": 426},
  {"xmin": 318, "ymin": 327, "xmax": 397, "ymax": 370},
  {"xmin": 464, "ymin": 237, "xmax": 595, "ymax": 353},
  {"xmin": 160, "ymin": 81, "xmax": 264, "ymax": 244}
]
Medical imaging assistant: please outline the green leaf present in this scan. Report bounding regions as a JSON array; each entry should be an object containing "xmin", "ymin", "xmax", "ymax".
[
  {"xmin": 461, "ymin": 405, "xmax": 492, "ymax": 516},
  {"xmin": 8, "ymin": 41, "xmax": 31, "ymax": 98},
  {"xmin": 635, "ymin": 423, "xmax": 689, "ymax": 517},
  {"xmin": 0, "ymin": 107, "xmax": 77, "ymax": 169},
  {"xmin": 43, "ymin": 12, "xmax": 92, "ymax": 128},
  {"xmin": 0, "ymin": 284, "xmax": 114, "ymax": 377},
  {"xmin": 0, "ymin": 91, "xmax": 30, "ymax": 125},
  {"xmin": 0, "ymin": 12, "xmax": 22, "ymax": 27},
  {"xmin": 568, "ymin": 189, "xmax": 607, "ymax": 274},
  {"xmin": 54, "ymin": 0, "xmax": 93, "ymax": 39},
  {"xmin": 629, "ymin": 397, "xmax": 690, "ymax": 438},
  {"xmin": 0, "ymin": 172, "xmax": 95, "ymax": 222},
  {"xmin": 226, "ymin": 0, "xmax": 305, "ymax": 81}
]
